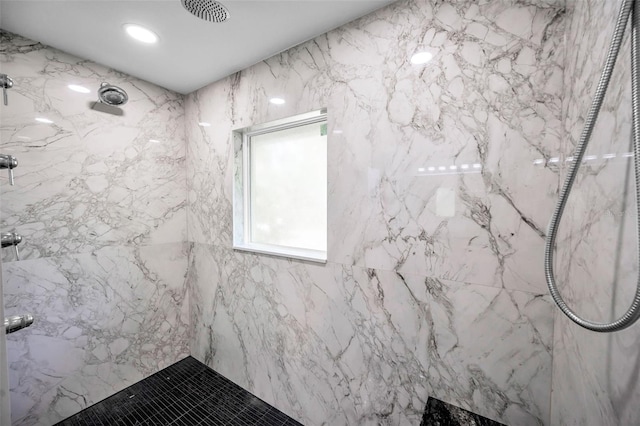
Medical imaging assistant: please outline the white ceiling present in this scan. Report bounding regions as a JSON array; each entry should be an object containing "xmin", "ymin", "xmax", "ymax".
[{"xmin": 0, "ymin": 0, "xmax": 396, "ymax": 94}]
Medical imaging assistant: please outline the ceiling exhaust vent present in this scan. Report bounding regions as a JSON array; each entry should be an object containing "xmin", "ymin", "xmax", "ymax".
[{"xmin": 181, "ymin": 0, "xmax": 229, "ymax": 23}]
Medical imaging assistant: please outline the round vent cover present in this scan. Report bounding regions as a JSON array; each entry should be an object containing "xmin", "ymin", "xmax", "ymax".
[{"xmin": 181, "ymin": 0, "xmax": 229, "ymax": 23}]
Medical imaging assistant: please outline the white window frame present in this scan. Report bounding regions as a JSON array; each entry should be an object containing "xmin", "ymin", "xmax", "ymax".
[{"xmin": 232, "ymin": 109, "xmax": 327, "ymax": 263}]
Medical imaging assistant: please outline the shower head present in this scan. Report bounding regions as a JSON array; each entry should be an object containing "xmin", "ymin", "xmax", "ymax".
[
  {"xmin": 97, "ymin": 82, "xmax": 128, "ymax": 106},
  {"xmin": 181, "ymin": 0, "xmax": 229, "ymax": 23}
]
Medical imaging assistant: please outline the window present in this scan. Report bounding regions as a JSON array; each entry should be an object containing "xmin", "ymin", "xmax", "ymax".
[{"xmin": 233, "ymin": 110, "xmax": 327, "ymax": 262}]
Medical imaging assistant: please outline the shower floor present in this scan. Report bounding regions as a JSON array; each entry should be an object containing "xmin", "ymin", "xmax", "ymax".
[
  {"xmin": 55, "ymin": 355, "xmax": 504, "ymax": 426},
  {"xmin": 55, "ymin": 356, "xmax": 303, "ymax": 426}
]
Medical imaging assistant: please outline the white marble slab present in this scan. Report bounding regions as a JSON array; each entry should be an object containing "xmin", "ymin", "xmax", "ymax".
[
  {"xmin": 188, "ymin": 242, "xmax": 553, "ymax": 425},
  {"xmin": 0, "ymin": 266, "xmax": 11, "ymax": 426},
  {"xmin": 0, "ymin": 30, "xmax": 190, "ymax": 425},
  {"xmin": 0, "ymin": 31, "xmax": 186, "ymax": 262},
  {"xmin": 186, "ymin": 1, "xmax": 566, "ymax": 424},
  {"xmin": 4, "ymin": 243, "xmax": 190, "ymax": 426},
  {"xmin": 551, "ymin": 0, "xmax": 640, "ymax": 424},
  {"xmin": 186, "ymin": 0, "xmax": 565, "ymax": 294}
]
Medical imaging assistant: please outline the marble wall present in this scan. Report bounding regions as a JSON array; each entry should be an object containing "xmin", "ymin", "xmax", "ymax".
[
  {"xmin": 1, "ymin": 266, "xmax": 10, "ymax": 425},
  {"xmin": 551, "ymin": 0, "xmax": 640, "ymax": 424},
  {"xmin": 186, "ymin": 0, "xmax": 565, "ymax": 424},
  {"xmin": 0, "ymin": 31, "xmax": 189, "ymax": 425},
  {"xmin": 9, "ymin": 0, "xmax": 638, "ymax": 425}
]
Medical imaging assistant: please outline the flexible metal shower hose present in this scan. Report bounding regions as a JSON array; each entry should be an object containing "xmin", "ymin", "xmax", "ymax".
[{"xmin": 544, "ymin": 0, "xmax": 640, "ymax": 332}]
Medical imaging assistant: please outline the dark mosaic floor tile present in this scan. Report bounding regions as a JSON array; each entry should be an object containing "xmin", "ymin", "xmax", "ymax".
[
  {"xmin": 228, "ymin": 408, "xmax": 265, "ymax": 426},
  {"xmin": 420, "ymin": 397, "xmax": 506, "ymax": 426},
  {"xmin": 55, "ymin": 356, "xmax": 302, "ymax": 426}
]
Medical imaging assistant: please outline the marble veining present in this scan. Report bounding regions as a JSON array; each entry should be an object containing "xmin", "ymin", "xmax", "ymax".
[
  {"xmin": 188, "ymin": 0, "xmax": 565, "ymax": 294},
  {"xmin": 0, "ymin": 30, "xmax": 190, "ymax": 426},
  {"xmin": 4, "ymin": 243, "xmax": 190, "ymax": 425},
  {"xmin": 551, "ymin": 0, "xmax": 640, "ymax": 425},
  {"xmin": 0, "ymin": 267, "xmax": 10, "ymax": 424},
  {"xmin": 0, "ymin": 30, "xmax": 186, "ymax": 262},
  {"xmin": 12, "ymin": 0, "xmax": 640, "ymax": 424},
  {"xmin": 188, "ymin": 243, "xmax": 553, "ymax": 426},
  {"xmin": 186, "ymin": 2, "xmax": 565, "ymax": 424}
]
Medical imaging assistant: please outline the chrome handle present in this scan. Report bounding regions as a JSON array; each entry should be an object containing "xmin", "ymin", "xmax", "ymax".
[
  {"xmin": 1, "ymin": 232, "xmax": 22, "ymax": 260},
  {"xmin": 5, "ymin": 314, "xmax": 34, "ymax": 334},
  {"xmin": 0, "ymin": 74, "xmax": 14, "ymax": 106},
  {"xmin": 0, "ymin": 154, "xmax": 18, "ymax": 185}
]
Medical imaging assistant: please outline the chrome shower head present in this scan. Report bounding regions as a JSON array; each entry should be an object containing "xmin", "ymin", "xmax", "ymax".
[
  {"xmin": 97, "ymin": 82, "xmax": 128, "ymax": 106},
  {"xmin": 181, "ymin": 0, "xmax": 229, "ymax": 23}
]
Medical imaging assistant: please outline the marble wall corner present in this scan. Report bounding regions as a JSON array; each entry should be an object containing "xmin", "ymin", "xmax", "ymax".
[
  {"xmin": 1, "ymin": 29, "xmax": 190, "ymax": 425},
  {"xmin": 185, "ymin": 0, "xmax": 566, "ymax": 425},
  {"xmin": 187, "ymin": 243, "xmax": 553, "ymax": 426},
  {"xmin": 186, "ymin": 0, "xmax": 566, "ymax": 295},
  {"xmin": 551, "ymin": 0, "xmax": 640, "ymax": 424}
]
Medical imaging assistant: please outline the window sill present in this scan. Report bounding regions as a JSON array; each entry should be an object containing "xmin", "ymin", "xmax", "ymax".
[{"xmin": 233, "ymin": 242, "xmax": 327, "ymax": 264}]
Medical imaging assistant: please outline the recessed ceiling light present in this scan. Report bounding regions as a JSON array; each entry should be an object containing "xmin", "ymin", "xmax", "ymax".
[
  {"xmin": 149, "ymin": 139, "xmax": 160, "ymax": 143},
  {"xmin": 269, "ymin": 98, "xmax": 285, "ymax": 105},
  {"xmin": 68, "ymin": 84, "xmax": 90, "ymax": 93},
  {"xmin": 35, "ymin": 117, "xmax": 53, "ymax": 124},
  {"xmin": 410, "ymin": 51, "xmax": 434, "ymax": 65},
  {"xmin": 124, "ymin": 24, "xmax": 158, "ymax": 44},
  {"xmin": 198, "ymin": 122, "xmax": 211, "ymax": 127}
]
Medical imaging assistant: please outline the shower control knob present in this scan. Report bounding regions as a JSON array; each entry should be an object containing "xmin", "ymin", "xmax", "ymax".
[
  {"xmin": 4, "ymin": 314, "xmax": 34, "ymax": 334},
  {"xmin": 1, "ymin": 232, "xmax": 23, "ymax": 261},
  {"xmin": 0, "ymin": 73, "xmax": 14, "ymax": 106},
  {"xmin": 0, "ymin": 154, "xmax": 18, "ymax": 185}
]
